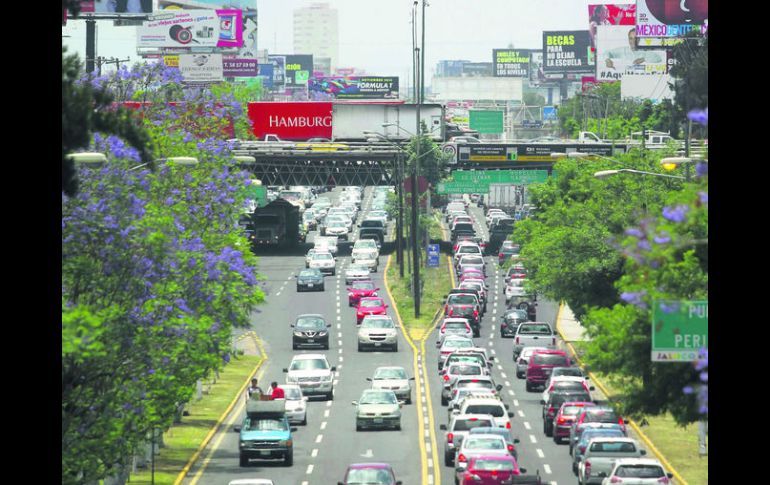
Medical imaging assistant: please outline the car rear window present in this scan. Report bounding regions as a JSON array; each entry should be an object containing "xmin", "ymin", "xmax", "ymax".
[
  {"xmin": 474, "ymin": 459, "xmax": 515, "ymax": 471},
  {"xmin": 519, "ymin": 324, "xmax": 551, "ymax": 334},
  {"xmin": 453, "ymin": 418, "xmax": 494, "ymax": 431},
  {"xmin": 445, "ymin": 322, "xmax": 469, "ymax": 330},
  {"xmin": 615, "ymin": 465, "xmax": 665, "ymax": 478},
  {"xmin": 552, "ymin": 381, "xmax": 584, "ymax": 391},
  {"xmin": 562, "ymin": 405, "xmax": 589, "ymax": 416},
  {"xmin": 457, "ymin": 381, "xmax": 494, "ymax": 390},
  {"xmin": 584, "ymin": 409, "xmax": 620, "ymax": 423},
  {"xmin": 533, "ymin": 354, "xmax": 568, "ymax": 365},
  {"xmin": 450, "ymin": 365, "xmax": 482, "ymax": 376},
  {"xmin": 551, "ymin": 393, "xmax": 591, "ymax": 407},
  {"xmin": 449, "ymin": 295, "xmax": 477, "ymax": 305},
  {"xmin": 454, "ymin": 223, "xmax": 475, "ymax": 232},
  {"xmin": 589, "ymin": 441, "xmax": 637, "ymax": 453},
  {"xmin": 465, "ymin": 404, "xmax": 505, "ymax": 417}
]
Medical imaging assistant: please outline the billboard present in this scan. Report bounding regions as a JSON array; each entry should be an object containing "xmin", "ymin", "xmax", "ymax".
[
  {"xmin": 636, "ymin": 0, "xmax": 708, "ymax": 38},
  {"xmin": 78, "ymin": 1, "xmax": 153, "ymax": 14},
  {"xmin": 543, "ymin": 31, "xmax": 595, "ymax": 74},
  {"xmin": 267, "ymin": 56, "xmax": 286, "ymax": 90},
  {"xmin": 588, "ymin": 3, "xmax": 636, "ymax": 49},
  {"xmin": 308, "ymin": 76, "xmax": 399, "ymax": 99},
  {"xmin": 596, "ymin": 25, "xmax": 667, "ymax": 81},
  {"xmin": 223, "ymin": 56, "xmax": 258, "ymax": 77},
  {"xmin": 432, "ymin": 77, "xmax": 523, "ymax": 102},
  {"xmin": 621, "ymin": 73, "xmax": 674, "ymax": 102},
  {"xmin": 462, "ymin": 62, "xmax": 493, "ymax": 77},
  {"xmin": 179, "ymin": 53, "xmax": 224, "ymax": 82},
  {"xmin": 493, "ymin": 49, "xmax": 531, "ymax": 77},
  {"xmin": 271, "ymin": 55, "xmax": 314, "ymax": 87},
  {"xmin": 137, "ymin": 10, "xmax": 243, "ymax": 48},
  {"xmin": 247, "ymin": 102, "xmax": 333, "ymax": 140}
]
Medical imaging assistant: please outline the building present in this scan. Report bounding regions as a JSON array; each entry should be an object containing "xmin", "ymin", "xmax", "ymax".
[{"xmin": 293, "ymin": 3, "xmax": 339, "ymax": 73}]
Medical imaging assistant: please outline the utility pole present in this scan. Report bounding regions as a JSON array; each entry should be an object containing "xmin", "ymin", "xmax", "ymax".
[
  {"xmin": 412, "ymin": 46, "xmax": 421, "ymax": 318},
  {"xmin": 421, "ymin": 0, "xmax": 426, "ymax": 104},
  {"xmin": 85, "ymin": 19, "xmax": 97, "ymax": 74},
  {"xmin": 397, "ymin": 151, "xmax": 405, "ymax": 277}
]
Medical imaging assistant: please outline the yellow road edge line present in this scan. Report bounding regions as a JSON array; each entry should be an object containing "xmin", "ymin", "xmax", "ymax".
[
  {"xmin": 384, "ymin": 254, "xmax": 429, "ymax": 485},
  {"xmin": 555, "ymin": 302, "xmax": 689, "ymax": 485},
  {"xmin": 173, "ymin": 335, "xmax": 268, "ymax": 485},
  {"xmin": 420, "ymin": 312, "xmax": 443, "ymax": 485}
]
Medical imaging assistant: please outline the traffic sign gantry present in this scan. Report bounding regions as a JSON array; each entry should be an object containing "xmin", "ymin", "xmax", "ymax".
[
  {"xmin": 651, "ymin": 300, "xmax": 708, "ymax": 362},
  {"xmin": 437, "ymin": 170, "xmax": 549, "ymax": 194}
]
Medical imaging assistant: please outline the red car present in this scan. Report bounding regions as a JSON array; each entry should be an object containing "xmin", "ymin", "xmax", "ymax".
[
  {"xmin": 356, "ymin": 297, "xmax": 388, "ymax": 325},
  {"xmin": 525, "ymin": 350, "xmax": 571, "ymax": 392},
  {"xmin": 459, "ymin": 268, "xmax": 485, "ymax": 282},
  {"xmin": 348, "ymin": 280, "xmax": 379, "ymax": 307},
  {"xmin": 455, "ymin": 454, "xmax": 527, "ymax": 485},
  {"xmin": 552, "ymin": 401, "xmax": 595, "ymax": 443}
]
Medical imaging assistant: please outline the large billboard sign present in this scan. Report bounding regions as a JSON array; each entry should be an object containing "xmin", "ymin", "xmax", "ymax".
[
  {"xmin": 267, "ymin": 56, "xmax": 286, "ymax": 90},
  {"xmin": 543, "ymin": 31, "xmax": 595, "ymax": 74},
  {"xmin": 78, "ymin": 1, "xmax": 153, "ymax": 14},
  {"xmin": 137, "ymin": 10, "xmax": 243, "ymax": 48},
  {"xmin": 636, "ymin": 0, "xmax": 708, "ymax": 38},
  {"xmin": 179, "ymin": 53, "xmax": 224, "ymax": 82},
  {"xmin": 308, "ymin": 76, "xmax": 399, "ymax": 99},
  {"xmin": 596, "ymin": 25, "xmax": 667, "ymax": 81},
  {"xmin": 493, "ymin": 49, "xmax": 531, "ymax": 77},
  {"xmin": 588, "ymin": 4, "xmax": 636, "ymax": 49},
  {"xmin": 247, "ymin": 102, "xmax": 333, "ymax": 140}
]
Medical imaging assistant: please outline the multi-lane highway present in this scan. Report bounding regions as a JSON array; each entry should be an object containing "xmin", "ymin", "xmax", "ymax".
[{"xmin": 183, "ymin": 188, "xmax": 591, "ymax": 485}]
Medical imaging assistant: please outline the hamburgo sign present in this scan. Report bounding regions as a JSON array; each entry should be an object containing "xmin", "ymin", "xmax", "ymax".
[{"xmin": 248, "ymin": 102, "xmax": 333, "ymax": 140}]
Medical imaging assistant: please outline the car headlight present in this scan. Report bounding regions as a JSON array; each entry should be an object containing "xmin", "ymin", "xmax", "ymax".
[
  {"xmin": 322, "ymin": 374, "xmax": 333, "ymax": 382},
  {"xmin": 293, "ymin": 331, "xmax": 304, "ymax": 337},
  {"xmin": 318, "ymin": 331, "xmax": 328, "ymax": 336},
  {"xmin": 278, "ymin": 439, "xmax": 293, "ymax": 447},
  {"xmin": 286, "ymin": 375, "xmax": 298, "ymax": 383},
  {"xmin": 372, "ymin": 292, "xmax": 378, "ymax": 297}
]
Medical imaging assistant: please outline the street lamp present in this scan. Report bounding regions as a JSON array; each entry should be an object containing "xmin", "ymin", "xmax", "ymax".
[
  {"xmin": 594, "ymin": 169, "xmax": 686, "ymax": 180},
  {"xmin": 660, "ymin": 156, "xmax": 705, "ymax": 181},
  {"xmin": 67, "ymin": 152, "xmax": 108, "ymax": 167}
]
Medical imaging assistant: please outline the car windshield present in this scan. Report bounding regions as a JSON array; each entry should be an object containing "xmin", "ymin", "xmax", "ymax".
[
  {"xmin": 553, "ymin": 367, "xmax": 583, "ymax": 378},
  {"xmin": 351, "ymin": 281, "xmax": 375, "ymax": 290},
  {"xmin": 328, "ymin": 221, "xmax": 346, "ymax": 228},
  {"xmin": 459, "ymin": 246, "xmax": 479, "ymax": 254},
  {"xmin": 345, "ymin": 468, "xmax": 394, "ymax": 485},
  {"xmin": 362, "ymin": 220, "xmax": 383, "ymax": 227},
  {"xmin": 580, "ymin": 430, "xmax": 625, "ymax": 445},
  {"xmin": 299, "ymin": 270, "xmax": 320, "ymax": 277},
  {"xmin": 295, "ymin": 317, "xmax": 325, "ymax": 329},
  {"xmin": 283, "ymin": 387, "xmax": 302, "ymax": 400},
  {"xmin": 457, "ymin": 380, "xmax": 494, "ymax": 390},
  {"xmin": 615, "ymin": 465, "xmax": 665, "ymax": 478},
  {"xmin": 361, "ymin": 318, "xmax": 394, "ymax": 329},
  {"xmin": 465, "ymin": 404, "xmax": 505, "ymax": 417},
  {"xmin": 454, "ymin": 418, "xmax": 494, "ymax": 431},
  {"xmin": 448, "ymin": 295, "xmax": 476, "ymax": 305},
  {"xmin": 551, "ymin": 393, "xmax": 591, "ymax": 407},
  {"xmin": 533, "ymin": 354, "xmax": 569, "ymax": 366},
  {"xmin": 519, "ymin": 324, "xmax": 551, "ymax": 335},
  {"xmin": 562, "ymin": 405, "xmax": 590, "ymax": 416},
  {"xmin": 361, "ymin": 391, "xmax": 397, "ymax": 405},
  {"xmin": 443, "ymin": 340, "xmax": 474, "ymax": 349},
  {"xmin": 583, "ymin": 409, "xmax": 620, "ymax": 423},
  {"xmin": 589, "ymin": 441, "xmax": 637, "ymax": 453},
  {"xmin": 505, "ymin": 310, "xmax": 528, "ymax": 321},
  {"xmin": 349, "ymin": 264, "xmax": 370, "ymax": 271},
  {"xmin": 474, "ymin": 459, "xmax": 514, "ymax": 471},
  {"xmin": 360, "ymin": 299, "xmax": 384, "ymax": 308},
  {"xmin": 462, "ymin": 257, "xmax": 483, "ymax": 265},
  {"xmin": 290, "ymin": 359, "xmax": 329, "ymax": 371},
  {"xmin": 449, "ymin": 365, "xmax": 481, "ymax": 376},
  {"xmin": 243, "ymin": 417, "xmax": 288, "ymax": 432},
  {"xmin": 552, "ymin": 381, "xmax": 584, "ymax": 391},
  {"xmin": 464, "ymin": 437, "xmax": 505, "ymax": 450},
  {"xmin": 374, "ymin": 368, "xmax": 407, "ymax": 379},
  {"xmin": 448, "ymin": 356, "xmax": 484, "ymax": 366},
  {"xmin": 355, "ymin": 240, "xmax": 377, "ymax": 249},
  {"xmin": 313, "ymin": 253, "xmax": 333, "ymax": 260}
]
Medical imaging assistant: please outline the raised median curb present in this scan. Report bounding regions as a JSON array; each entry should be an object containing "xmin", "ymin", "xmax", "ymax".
[{"xmin": 555, "ymin": 302, "xmax": 689, "ymax": 485}]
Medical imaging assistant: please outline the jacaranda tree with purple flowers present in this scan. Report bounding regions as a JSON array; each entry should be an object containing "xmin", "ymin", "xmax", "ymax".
[{"xmin": 62, "ymin": 62, "xmax": 264, "ymax": 484}]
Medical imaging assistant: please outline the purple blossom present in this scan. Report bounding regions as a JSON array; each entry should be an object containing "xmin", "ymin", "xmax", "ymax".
[
  {"xmin": 637, "ymin": 240, "xmax": 651, "ymax": 251},
  {"xmin": 687, "ymin": 108, "xmax": 708, "ymax": 126},
  {"xmin": 695, "ymin": 162, "xmax": 708, "ymax": 177},
  {"xmin": 662, "ymin": 205, "xmax": 689, "ymax": 223},
  {"xmin": 625, "ymin": 228, "xmax": 644, "ymax": 238},
  {"xmin": 658, "ymin": 301, "xmax": 680, "ymax": 313},
  {"xmin": 653, "ymin": 233, "xmax": 671, "ymax": 244},
  {"xmin": 698, "ymin": 191, "xmax": 708, "ymax": 204},
  {"xmin": 147, "ymin": 368, "xmax": 155, "ymax": 375},
  {"xmin": 683, "ymin": 386, "xmax": 693, "ymax": 394},
  {"xmin": 223, "ymin": 353, "xmax": 231, "ymax": 363},
  {"xmin": 620, "ymin": 290, "xmax": 648, "ymax": 308}
]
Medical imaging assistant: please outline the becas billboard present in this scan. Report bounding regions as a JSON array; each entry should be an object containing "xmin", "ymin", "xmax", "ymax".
[
  {"xmin": 636, "ymin": 0, "xmax": 708, "ymax": 38},
  {"xmin": 308, "ymin": 77, "xmax": 399, "ymax": 99},
  {"xmin": 493, "ymin": 49, "xmax": 531, "ymax": 77},
  {"xmin": 78, "ymin": 1, "xmax": 153, "ymax": 14},
  {"xmin": 247, "ymin": 102, "xmax": 333, "ymax": 140},
  {"xmin": 596, "ymin": 25, "xmax": 668, "ymax": 81},
  {"xmin": 137, "ymin": 10, "xmax": 243, "ymax": 48},
  {"xmin": 270, "ymin": 55, "xmax": 314, "ymax": 88},
  {"xmin": 588, "ymin": 3, "xmax": 636, "ymax": 49},
  {"xmin": 543, "ymin": 31, "xmax": 595, "ymax": 74}
]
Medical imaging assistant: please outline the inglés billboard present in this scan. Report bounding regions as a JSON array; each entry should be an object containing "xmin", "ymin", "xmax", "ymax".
[
  {"xmin": 137, "ymin": 9, "xmax": 243, "ymax": 48},
  {"xmin": 543, "ymin": 31, "xmax": 595, "ymax": 74},
  {"xmin": 493, "ymin": 49, "xmax": 531, "ymax": 77}
]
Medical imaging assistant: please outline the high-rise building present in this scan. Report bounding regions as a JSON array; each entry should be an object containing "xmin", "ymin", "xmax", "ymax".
[{"xmin": 293, "ymin": 3, "xmax": 339, "ymax": 73}]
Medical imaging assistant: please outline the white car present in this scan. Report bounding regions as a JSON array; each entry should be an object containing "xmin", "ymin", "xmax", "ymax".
[
  {"xmin": 324, "ymin": 220, "xmax": 350, "ymax": 240},
  {"xmin": 305, "ymin": 248, "xmax": 320, "ymax": 268},
  {"xmin": 314, "ymin": 236, "xmax": 338, "ymax": 256},
  {"xmin": 353, "ymin": 254, "xmax": 379, "ymax": 273},
  {"xmin": 352, "ymin": 389, "xmax": 402, "ymax": 431},
  {"xmin": 505, "ymin": 279, "xmax": 527, "ymax": 303},
  {"xmin": 283, "ymin": 354, "xmax": 336, "ymax": 400},
  {"xmin": 368, "ymin": 366, "xmax": 415, "ymax": 404},
  {"xmin": 281, "ymin": 384, "xmax": 308, "ymax": 425},
  {"xmin": 453, "ymin": 244, "xmax": 483, "ymax": 264},
  {"xmin": 541, "ymin": 375, "xmax": 594, "ymax": 403},
  {"xmin": 352, "ymin": 240, "xmax": 380, "ymax": 261},
  {"xmin": 367, "ymin": 210, "xmax": 389, "ymax": 224},
  {"xmin": 454, "ymin": 394, "xmax": 514, "ymax": 429},
  {"xmin": 358, "ymin": 315, "xmax": 398, "ymax": 352},
  {"xmin": 345, "ymin": 263, "xmax": 371, "ymax": 285},
  {"xmin": 601, "ymin": 458, "xmax": 673, "ymax": 485},
  {"xmin": 308, "ymin": 251, "xmax": 336, "ymax": 275},
  {"xmin": 454, "ymin": 434, "xmax": 510, "ymax": 467}
]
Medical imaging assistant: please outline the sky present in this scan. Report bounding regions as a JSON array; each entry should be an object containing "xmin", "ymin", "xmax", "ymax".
[{"xmin": 62, "ymin": 0, "xmax": 594, "ymax": 85}]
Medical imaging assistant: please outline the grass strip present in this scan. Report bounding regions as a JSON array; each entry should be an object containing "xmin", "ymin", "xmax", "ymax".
[{"xmin": 127, "ymin": 354, "xmax": 262, "ymax": 485}]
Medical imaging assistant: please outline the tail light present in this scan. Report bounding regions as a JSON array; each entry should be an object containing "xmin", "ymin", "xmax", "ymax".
[
  {"xmin": 610, "ymin": 478, "xmax": 623, "ymax": 484},
  {"xmin": 443, "ymin": 374, "xmax": 450, "ymax": 382},
  {"xmin": 507, "ymin": 444, "xmax": 515, "ymax": 453},
  {"xmin": 498, "ymin": 253, "xmax": 504, "ymax": 258},
  {"xmin": 579, "ymin": 445, "xmax": 586, "ymax": 454},
  {"xmin": 506, "ymin": 421, "xmax": 511, "ymax": 429},
  {"xmin": 447, "ymin": 432, "xmax": 454, "ymax": 443},
  {"xmin": 585, "ymin": 461, "xmax": 592, "ymax": 477},
  {"xmin": 515, "ymin": 336, "xmax": 520, "ymax": 344},
  {"xmin": 547, "ymin": 405, "xmax": 555, "ymax": 416},
  {"xmin": 552, "ymin": 337, "xmax": 556, "ymax": 346},
  {"xmin": 458, "ymin": 453, "xmax": 467, "ymax": 463},
  {"xmin": 473, "ymin": 309, "xmax": 479, "ymax": 319},
  {"xmin": 657, "ymin": 478, "xmax": 670, "ymax": 484},
  {"xmin": 557, "ymin": 416, "xmax": 567, "ymax": 425}
]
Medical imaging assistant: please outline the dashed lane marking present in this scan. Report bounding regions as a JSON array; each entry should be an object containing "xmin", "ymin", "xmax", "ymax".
[
  {"xmin": 320, "ymin": 421, "xmax": 327, "ymax": 430},
  {"xmin": 518, "ymin": 410, "xmax": 525, "ymax": 417},
  {"xmin": 529, "ymin": 435, "xmax": 537, "ymax": 443},
  {"xmin": 523, "ymin": 421, "xmax": 531, "ymax": 430},
  {"xmin": 500, "ymin": 372, "xmax": 506, "ymax": 378},
  {"xmin": 306, "ymin": 464, "xmax": 314, "ymax": 474},
  {"xmin": 505, "ymin": 381, "xmax": 511, "ymax": 387},
  {"xmin": 513, "ymin": 399, "xmax": 519, "ymax": 406},
  {"xmin": 311, "ymin": 449, "xmax": 318, "ymax": 458},
  {"xmin": 315, "ymin": 434, "xmax": 323, "ymax": 443},
  {"xmin": 324, "ymin": 409, "xmax": 330, "ymax": 418},
  {"xmin": 544, "ymin": 465, "xmax": 552, "ymax": 474},
  {"xmin": 536, "ymin": 449, "xmax": 545, "ymax": 458},
  {"xmin": 326, "ymin": 400, "xmax": 332, "ymax": 407}
]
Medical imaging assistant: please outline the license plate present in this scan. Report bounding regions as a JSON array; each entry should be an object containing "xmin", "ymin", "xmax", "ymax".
[
  {"xmin": 308, "ymin": 283, "xmax": 314, "ymax": 287},
  {"xmin": 259, "ymin": 450, "xmax": 271, "ymax": 456},
  {"xmin": 307, "ymin": 339, "xmax": 314, "ymax": 343},
  {"xmin": 374, "ymin": 342, "xmax": 381, "ymax": 346},
  {"xmin": 373, "ymin": 418, "xmax": 383, "ymax": 424}
]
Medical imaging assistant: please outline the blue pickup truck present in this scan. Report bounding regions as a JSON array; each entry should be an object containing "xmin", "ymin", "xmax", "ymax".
[{"xmin": 235, "ymin": 400, "xmax": 296, "ymax": 467}]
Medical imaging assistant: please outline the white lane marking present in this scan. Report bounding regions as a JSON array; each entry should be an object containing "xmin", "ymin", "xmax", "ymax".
[
  {"xmin": 333, "ymin": 380, "xmax": 338, "ymax": 386},
  {"xmin": 424, "ymin": 417, "xmax": 430, "ymax": 425},
  {"xmin": 287, "ymin": 276, "xmax": 293, "ymax": 280},
  {"xmin": 428, "ymin": 474, "xmax": 434, "ymax": 484},
  {"xmin": 518, "ymin": 410, "xmax": 525, "ymax": 417},
  {"xmin": 513, "ymin": 399, "xmax": 519, "ymax": 406},
  {"xmin": 315, "ymin": 434, "xmax": 323, "ymax": 443},
  {"xmin": 491, "ymin": 349, "xmax": 496, "ymax": 355},
  {"xmin": 489, "ymin": 333, "xmax": 494, "ymax": 339},
  {"xmin": 336, "ymin": 301, "xmax": 340, "ymax": 307},
  {"xmin": 276, "ymin": 291, "xmax": 282, "ymax": 296},
  {"xmin": 302, "ymin": 482, "xmax": 309, "ymax": 485},
  {"xmin": 338, "ymin": 348, "xmax": 343, "ymax": 354},
  {"xmin": 338, "ymin": 332, "xmax": 342, "ymax": 338},
  {"xmin": 536, "ymin": 448, "xmax": 545, "ymax": 458},
  {"xmin": 489, "ymin": 342, "xmax": 494, "ymax": 347},
  {"xmin": 320, "ymin": 421, "xmax": 327, "ymax": 430},
  {"xmin": 523, "ymin": 421, "xmax": 531, "ymax": 430},
  {"xmin": 327, "ymin": 400, "xmax": 332, "ymax": 407},
  {"xmin": 491, "ymin": 317, "xmax": 496, "ymax": 322},
  {"xmin": 338, "ymin": 340, "xmax": 343, "ymax": 346},
  {"xmin": 544, "ymin": 465, "xmax": 552, "ymax": 475},
  {"xmin": 529, "ymin": 435, "xmax": 537, "ymax": 443},
  {"xmin": 428, "ymin": 458, "xmax": 433, "ymax": 468},
  {"xmin": 337, "ymin": 316, "xmax": 341, "ymax": 321},
  {"xmin": 491, "ymin": 325, "xmax": 495, "ymax": 330},
  {"xmin": 497, "ymin": 365, "xmax": 503, "ymax": 371},
  {"xmin": 324, "ymin": 409, "xmax": 330, "ymax": 418},
  {"xmin": 339, "ymin": 356, "xmax": 344, "ymax": 362},
  {"xmin": 505, "ymin": 381, "xmax": 511, "ymax": 387},
  {"xmin": 311, "ymin": 448, "xmax": 318, "ymax": 458},
  {"xmin": 500, "ymin": 372, "xmax": 507, "ymax": 378},
  {"xmin": 306, "ymin": 464, "xmax": 314, "ymax": 474}
]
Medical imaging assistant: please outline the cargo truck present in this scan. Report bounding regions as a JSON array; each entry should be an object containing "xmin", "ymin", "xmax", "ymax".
[{"xmin": 250, "ymin": 199, "xmax": 301, "ymax": 247}]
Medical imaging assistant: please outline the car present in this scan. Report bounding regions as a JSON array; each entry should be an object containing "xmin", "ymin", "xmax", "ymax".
[
  {"xmin": 357, "ymin": 314, "xmax": 398, "ymax": 352},
  {"xmin": 513, "ymin": 322, "xmax": 557, "ymax": 361},
  {"xmin": 454, "ymin": 434, "xmax": 513, "ymax": 471},
  {"xmin": 548, "ymin": 399, "xmax": 595, "ymax": 441},
  {"xmin": 446, "ymin": 378, "xmax": 503, "ymax": 410},
  {"xmin": 308, "ymin": 250, "xmax": 336, "ymax": 275},
  {"xmin": 353, "ymin": 253, "xmax": 379, "ymax": 273},
  {"xmin": 296, "ymin": 268, "xmax": 325, "ymax": 291},
  {"xmin": 505, "ymin": 264, "xmax": 527, "ymax": 284},
  {"xmin": 444, "ymin": 294, "xmax": 481, "ymax": 336},
  {"xmin": 352, "ymin": 389, "xmax": 402, "ymax": 431},
  {"xmin": 451, "ymin": 215, "xmax": 474, "ymax": 229},
  {"xmin": 438, "ymin": 337, "xmax": 477, "ymax": 370},
  {"xmin": 345, "ymin": 263, "xmax": 371, "ymax": 285},
  {"xmin": 541, "ymin": 376, "xmax": 594, "ymax": 404},
  {"xmin": 458, "ymin": 267, "xmax": 486, "ymax": 285},
  {"xmin": 440, "ymin": 414, "xmax": 497, "ymax": 466},
  {"xmin": 228, "ymin": 480, "xmax": 275, "ymax": 485},
  {"xmin": 302, "ymin": 210, "xmax": 318, "ymax": 231},
  {"xmin": 500, "ymin": 309, "xmax": 528, "ymax": 337},
  {"xmin": 454, "ymin": 243, "xmax": 483, "ymax": 264},
  {"xmin": 352, "ymin": 238, "xmax": 380, "ymax": 258},
  {"xmin": 578, "ymin": 438, "xmax": 647, "ymax": 485},
  {"xmin": 526, "ymin": 350, "xmax": 571, "ymax": 391},
  {"xmin": 236, "ymin": 400, "xmax": 296, "ymax": 467},
  {"xmin": 441, "ymin": 350, "xmax": 493, "ymax": 376},
  {"xmin": 468, "ymin": 427, "xmax": 520, "ymax": 460},
  {"xmin": 325, "ymin": 220, "xmax": 350, "ymax": 240},
  {"xmin": 322, "ymin": 213, "xmax": 353, "ymax": 234},
  {"xmin": 504, "ymin": 278, "xmax": 528, "ymax": 304},
  {"xmin": 281, "ymin": 384, "xmax": 308, "ymax": 425},
  {"xmin": 449, "ymin": 136, "xmax": 481, "ymax": 144},
  {"xmin": 355, "ymin": 297, "xmax": 389, "ymax": 325},
  {"xmin": 601, "ymin": 458, "xmax": 673, "ymax": 485},
  {"xmin": 367, "ymin": 366, "xmax": 415, "ymax": 404},
  {"xmin": 498, "ymin": 245, "xmax": 521, "ymax": 265},
  {"xmin": 452, "ymin": 394, "xmax": 514, "ymax": 429},
  {"xmin": 549, "ymin": 366, "xmax": 587, "ymax": 380},
  {"xmin": 570, "ymin": 407, "xmax": 628, "ymax": 454},
  {"xmin": 347, "ymin": 280, "xmax": 379, "ymax": 306},
  {"xmin": 458, "ymin": 281, "xmax": 488, "ymax": 311},
  {"xmin": 454, "ymin": 455, "xmax": 533, "ymax": 485},
  {"xmin": 291, "ymin": 314, "xmax": 331, "ymax": 350},
  {"xmin": 305, "ymin": 248, "xmax": 320, "ymax": 268},
  {"xmin": 440, "ymin": 363, "xmax": 485, "ymax": 405},
  {"xmin": 515, "ymin": 346, "xmax": 550, "ymax": 378},
  {"xmin": 438, "ymin": 317, "xmax": 474, "ymax": 340},
  {"xmin": 368, "ymin": 210, "xmax": 389, "ymax": 225},
  {"xmin": 337, "ymin": 463, "xmax": 403, "ymax": 485},
  {"xmin": 314, "ymin": 235, "xmax": 339, "ymax": 255},
  {"xmin": 283, "ymin": 354, "xmax": 336, "ymax": 400},
  {"xmin": 457, "ymin": 254, "xmax": 486, "ymax": 275},
  {"xmin": 360, "ymin": 217, "xmax": 387, "ymax": 235},
  {"xmin": 573, "ymin": 427, "xmax": 627, "ymax": 474}
]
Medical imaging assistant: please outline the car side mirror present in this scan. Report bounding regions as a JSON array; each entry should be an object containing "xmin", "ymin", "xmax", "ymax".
[
  {"xmin": 376, "ymin": 288, "xmax": 380, "ymax": 291},
  {"xmin": 488, "ymin": 356, "xmax": 495, "ymax": 361},
  {"xmin": 294, "ymin": 275, "xmax": 298, "ymax": 278},
  {"xmin": 338, "ymin": 482, "xmax": 345, "ymax": 485},
  {"xmin": 436, "ymin": 341, "xmax": 441, "ymax": 348},
  {"xmin": 640, "ymin": 449, "xmax": 647, "ymax": 455},
  {"xmin": 589, "ymin": 386, "xmax": 595, "ymax": 391},
  {"xmin": 351, "ymin": 401, "xmax": 358, "ymax": 406},
  {"xmin": 456, "ymin": 464, "xmax": 467, "ymax": 472},
  {"xmin": 283, "ymin": 368, "xmax": 288, "ymax": 373},
  {"xmin": 504, "ymin": 404, "xmax": 510, "ymax": 410},
  {"xmin": 540, "ymin": 400, "xmax": 545, "ymax": 405},
  {"xmin": 667, "ymin": 473, "xmax": 673, "ymax": 479},
  {"xmin": 513, "ymin": 438, "xmax": 520, "ymax": 444},
  {"xmin": 366, "ymin": 377, "xmax": 373, "ymax": 382},
  {"xmin": 327, "ymin": 324, "xmax": 332, "ymax": 327},
  {"xmin": 233, "ymin": 425, "xmax": 242, "ymax": 432},
  {"xmin": 290, "ymin": 427, "xmax": 298, "ymax": 432},
  {"xmin": 496, "ymin": 385, "xmax": 503, "ymax": 391},
  {"xmin": 409, "ymin": 377, "xmax": 415, "ymax": 381},
  {"xmin": 331, "ymin": 366, "xmax": 337, "ymax": 372},
  {"xmin": 519, "ymin": 468, "xmax": 527, "ymax": 474},
  {"xmin": 303, "ymin": 397, "xmax": 308, "ymax": 401},
  {"xmin": 440, "ymin": 424, "xmax": 447, "ymax": 431},
  {"xmin": 396, "ymin": 482, "xmax": 403, "ymax": 485}
]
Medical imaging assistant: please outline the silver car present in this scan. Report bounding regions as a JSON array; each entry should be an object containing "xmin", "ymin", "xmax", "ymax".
[
  {"xmin": 353, "ymin": 255, "xmax": 379, "ymax": 273},
  {"xmin": 357, "ymin": 315, "xmax": 398, "ymax": 352},
  {"xmin": 309, "ymin": 251, "xmax": 336, "ymax": 275},
  {"xmin": 352, "ymin": 389, "xmax": 402, "ymax": 431},
  {"xmin": 440, "ymin": 363, "xmax": 485, "ymax": 405},
  {"xmin": 281, "ymin": 384, "xmax": 308, "ymax": 425},
  {"xmin": 345, "ymin": 263, "xmax": 371, "ymax": 285},
  {"xmin": 368, "ymin": 366, "xmax": 415, "ymax": 404},
  {"xmin": 283, "ymin": 354, "xmax": 336, "ymax": 400},
  {"xmin": 440, "ymin": 414, "xmax": 496, "ymax": 466}
]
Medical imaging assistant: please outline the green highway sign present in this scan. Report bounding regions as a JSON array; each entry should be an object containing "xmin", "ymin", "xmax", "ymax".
[
  {"xmin": 469, "ymin": 110, "xmax": 504, "ymax": 134},
  {"xmin": 651, "ymin": 300, "xmax": 708, "ymax": 362},
  {"xmin": 451, "ymin": 170, "xmax": 548, "ymax": 185},
  {"xmin": 437, "ymin": 182, "xmax": 482, "ymax": 194}
]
